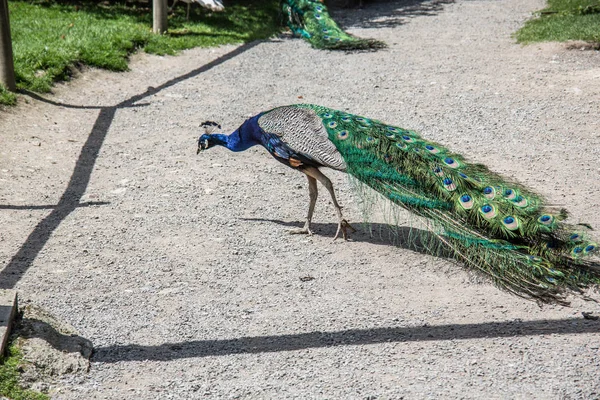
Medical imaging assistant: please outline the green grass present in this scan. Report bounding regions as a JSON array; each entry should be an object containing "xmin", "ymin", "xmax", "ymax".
[
  {"xmin": 0, "ymin": 84, "xmax": 17, "ymax": 106},
  {"xmin": 2, "ymin": 0, "xmax": 280, "ymax": 105},
  {"xmin": 0, "ymin": 344, "xmax": 49, "ymax": 400},
  {"xmin": 516, "ymin": 0, "xmax": 600, "ymax": 43}
]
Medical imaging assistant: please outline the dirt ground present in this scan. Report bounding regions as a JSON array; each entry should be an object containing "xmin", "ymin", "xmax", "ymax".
[{"xmin": 1, "ymin": 0, "xmax": 600, "ymax": 398}]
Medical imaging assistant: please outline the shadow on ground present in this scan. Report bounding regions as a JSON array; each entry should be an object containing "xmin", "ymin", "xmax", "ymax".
[
  {"xmin": 93, "ymin": 317, "xmax": 599, "ymax": 363},
  {"xmin": 0, "ymin": 41, "xmax": 262, "ymax": 290},
  {"xmin": 334, "ymin": 0, "xmax": 455, "ymax": 29},
  {"xmin": 241, "ymin": 217, "xmax": 454, "ymax": 257}
]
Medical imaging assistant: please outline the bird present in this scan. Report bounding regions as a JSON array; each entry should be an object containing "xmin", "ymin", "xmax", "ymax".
[
  {"xmin": 281, "ymin": 0, "xmax": 386, "ymax": 50},
  {"xmin": 196, "ymin": 104, "xmax": 599, "ymax": 304},
  {"xmin": 187, "ymin": 0, "xmax": 385, "ymax": 50},
  {"xmin": 170, "ymin": 0, "xmax": 224, "ymax": 20}
]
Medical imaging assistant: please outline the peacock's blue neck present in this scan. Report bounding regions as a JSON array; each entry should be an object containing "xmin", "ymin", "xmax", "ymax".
[{"xmin": 217, "ymin": 113, "xmax": 264, "ymax": 152}]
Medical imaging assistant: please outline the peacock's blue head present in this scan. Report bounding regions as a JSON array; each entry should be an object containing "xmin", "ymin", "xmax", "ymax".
[
  {"xmin": 197, "ymin": 121, "xmax": 222, "ymax": 154},
  {"xmin": 197, "ymin": 133, "xmax": 214, "ymax": 153}
]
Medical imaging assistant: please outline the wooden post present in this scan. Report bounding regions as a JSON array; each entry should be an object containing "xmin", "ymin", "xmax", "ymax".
[
  {"xmin": 0, "ymin": 0, "xmax": 16, "ymax": 91},
  {"xmin": 0, "ymin": 290, "xmax": 18, "ymax": 357},
  {"xmin": 153, "ymin": 0, "xmax": 168, "ymax": 34}
]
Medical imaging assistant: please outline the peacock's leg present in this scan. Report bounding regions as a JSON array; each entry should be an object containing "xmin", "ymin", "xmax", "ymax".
[
  {"xmin": 301, "ymin": 166, "xmax": 356, "ymax": 240},
  {"xmin": 289, "ymin": 175, "xmax": 318, "ymax": 235}
]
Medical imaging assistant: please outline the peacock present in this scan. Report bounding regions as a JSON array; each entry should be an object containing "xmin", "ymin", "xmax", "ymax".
[
  {"xmin": 281, "ymin": 0, "xmax": 386, "ymax": 50},
  {"xmin": 196, "ymin": 104, "xmax": 600, "ymax": 304},
  {"xmin": 180, "ymin": 0, "xmax": 385, "ymax": 50},
  {"xmin": 170, "ymin": 0, "xmax": 224, "ymax": 20}
]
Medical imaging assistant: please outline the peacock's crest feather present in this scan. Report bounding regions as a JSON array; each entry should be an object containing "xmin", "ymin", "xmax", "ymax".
[
  {"xmin": 282, "ymin": 0, "xmax": 386, "ymax": 50},
  {"xmin": 256, "ymin": 104, "xmax": 600, "ymax": 303}
]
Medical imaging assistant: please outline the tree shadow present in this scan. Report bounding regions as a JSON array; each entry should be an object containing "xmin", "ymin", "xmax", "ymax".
[
  {"xmin": 333, "ymin": 0, "xmax": 455, "ymax": 30},
  {"xmin": 14, "ymin": 0, "xmax": 154, "ymax": 20},
  {"xmin": 16, "ymin": 0, "xmax": 281, "ymax": 35},
  {"xmin": 92, "ymin": 317, "xmax": 600, "ymax": 363}
]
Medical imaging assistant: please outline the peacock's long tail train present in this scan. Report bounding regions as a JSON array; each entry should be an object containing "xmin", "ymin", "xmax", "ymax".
[
  {"xmin": 198, "ymin": 103, "xmax": 599, "ymax": 304},
  {"xmin": 292, "ymin": 104, "xmax": 599, "ymax": 303},
  {"xmin": 281, "ymin": 0, "xmax": 386, "ymax": 50}
]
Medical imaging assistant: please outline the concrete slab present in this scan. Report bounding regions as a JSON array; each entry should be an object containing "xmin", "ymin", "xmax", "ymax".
[{"xmin": 0, "ymin": 290, "xmax": 17, "ymax": 356}]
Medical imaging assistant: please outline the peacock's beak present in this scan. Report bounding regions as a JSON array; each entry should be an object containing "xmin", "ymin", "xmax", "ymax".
[{"xmin": 197, "ymin": 138, "xmax": 209, "ymax": 154}]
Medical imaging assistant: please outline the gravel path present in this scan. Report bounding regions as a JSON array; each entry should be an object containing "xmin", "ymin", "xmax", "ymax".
[{"xmin": 1, "ymin": 0, "xmax": 600, "ymax": 398}]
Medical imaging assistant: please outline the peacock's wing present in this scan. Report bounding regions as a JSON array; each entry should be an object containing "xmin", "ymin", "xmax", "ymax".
[
  {"xmin": 196, "ymin": 0, "xmax": 224, "ymax": 11},
  {"xmin": 258, "ymin": 106, "xmax": 347, "ymax": 171},
  {"xmin": 291, "ymin": 104, "xmax": 599, "ymax": 302},
  {"xmin": 281, "ymin": 0, "xmax": 386, "ymax": 50}
]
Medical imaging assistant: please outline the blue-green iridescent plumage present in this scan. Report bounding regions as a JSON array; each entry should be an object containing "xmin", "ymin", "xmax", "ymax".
[
  {"xmin": 281, "ymin": 0, "xmax": 386, "ymax": 50},
  {"xmin": 258, "ymin": 104, "xmax": 599, "ymax": 303}
]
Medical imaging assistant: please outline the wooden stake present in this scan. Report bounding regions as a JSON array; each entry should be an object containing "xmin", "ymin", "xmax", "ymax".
[
  {"xmin": 0, "ymin": 290, "xmax": 18, "ymax": 357},
  {"xmin": 0, "ymin": 0, "xmax": 16, "ymax": 91},
  {"xmin": 153, "ymin": 0, "xmax": 168, "ymax": 34}
]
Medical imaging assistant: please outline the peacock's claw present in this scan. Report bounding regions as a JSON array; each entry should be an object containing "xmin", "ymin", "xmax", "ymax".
[
  {"xmin": 289, "ymin": 226, "xmax": 313, "ymax": 236},
  {"xmin": 334, "ymin": 219, "xmax": 356, "ymax": 241}
]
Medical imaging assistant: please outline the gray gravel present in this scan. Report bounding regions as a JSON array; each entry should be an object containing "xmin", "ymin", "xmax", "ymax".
[{"xmin": 1, "ymin": 0, "xmax": 600, "ymax": 398}]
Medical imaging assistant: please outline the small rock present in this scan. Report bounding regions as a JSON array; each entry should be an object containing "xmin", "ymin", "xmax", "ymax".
[{"xmin": 582, "ymin": 312, "xmax": 599, "ymax": 320}]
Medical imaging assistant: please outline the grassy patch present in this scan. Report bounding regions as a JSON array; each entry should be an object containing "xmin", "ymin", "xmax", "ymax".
[
  {"xmin": 0, "ymin": 84, "xmax": 18, "ymax": 106},
  {"xmin": 3, "ymin": 0, "xmax": 280, "ymax": 105},
  {"xmin": 516, "ymin": 0, "xmax": 600, "ymax": 43},
  {"xmin": 0, "ymin": 344, "xmax": 49, "ymax": 400}
]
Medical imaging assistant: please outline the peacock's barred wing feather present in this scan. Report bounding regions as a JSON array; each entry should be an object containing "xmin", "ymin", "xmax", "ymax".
[
  {"xmin": 281, "ymin": 0, "xmax": 386, "ymax": 50},
  {"xmin": 262, "ymin": 104, "xmax": 599, "ymax": 303}
]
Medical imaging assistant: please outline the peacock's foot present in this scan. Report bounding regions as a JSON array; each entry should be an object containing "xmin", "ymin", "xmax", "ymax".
[
  {"xmin": 334, "ymin": 219, "xmax": 357, "ymax": 241},
  {"xmin": 288, "ymin": 226, "xmax": 313, "ymax": 236}
]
